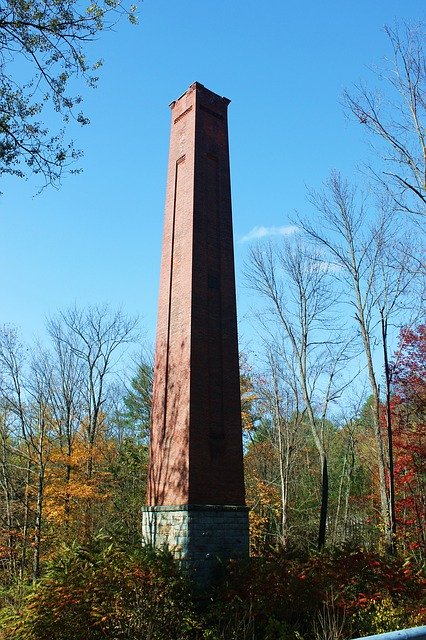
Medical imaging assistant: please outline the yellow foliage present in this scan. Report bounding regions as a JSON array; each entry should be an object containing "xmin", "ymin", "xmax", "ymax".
[
  {"xmin": 249, "ymin": 510, "xmax": 269, "ymax": 552},
  {"xmin": 354, "ymin": 597, "xmax": 410, "ymax": 635},
  {"xmin": 240, "ymin": 356, "xmax": 259, "ymax": 432},
  {"xmin": 41, "ymin": 417, "xmax": 115, "ymax": 531}
]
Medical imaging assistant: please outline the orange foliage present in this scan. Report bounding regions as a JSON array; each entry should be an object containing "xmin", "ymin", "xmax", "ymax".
[
  {"xmin": 42, "ymin": 417, "xmax": 115, "ymax": 545},
  {"xmin": 245, "ymin": 440, "xmax": 281, "ymax": 553}
]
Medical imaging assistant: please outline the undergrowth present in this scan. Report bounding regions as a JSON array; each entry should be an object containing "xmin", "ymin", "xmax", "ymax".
[{"xmin": 0, "ymin": 538, "xmax": 424, "ymax": 640}]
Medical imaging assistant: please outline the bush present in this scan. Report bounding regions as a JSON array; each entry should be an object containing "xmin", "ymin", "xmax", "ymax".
[
  {"xmin": 204, "ymin": 546, "xmax": 425, "ymax": 640},
  {"xmin": 2, "ymin": 542, "xmax": 424, "ymax": 639},
  {"xmin": 3, "ymin": 537, "xmax": 197, "ymax": 640}
]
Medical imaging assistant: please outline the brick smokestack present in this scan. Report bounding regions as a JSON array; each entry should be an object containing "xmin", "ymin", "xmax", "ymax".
[{"xmin": 143, "ymin": 83, "xmax": 248, "ymax": 580}]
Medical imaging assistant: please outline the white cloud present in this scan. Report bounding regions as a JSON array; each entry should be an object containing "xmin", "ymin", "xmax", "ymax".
[{"xmin": 240, "ymin": 224, "xmax": 299, "ymax": 243}]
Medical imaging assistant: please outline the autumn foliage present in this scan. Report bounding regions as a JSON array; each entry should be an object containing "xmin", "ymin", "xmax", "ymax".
[
  {"xmin": 1, "ymin": 540, "xmax": 424, "ymax": 640},
  {"xmin": 389, "ymin": 325, "xmax": 426, "ymax": 554},
  {"xmin": 1, "ymin": 315, "xmax": 425, "ymax": 638},
  {"xmin": 1, "ymin": 541, "xmax": 195, "ymax": 640}
]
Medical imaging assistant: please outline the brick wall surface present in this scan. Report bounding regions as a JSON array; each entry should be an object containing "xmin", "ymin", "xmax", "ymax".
[{"xmin": 147, "ymin": 83, "xmax": 245, "ymax": 508}]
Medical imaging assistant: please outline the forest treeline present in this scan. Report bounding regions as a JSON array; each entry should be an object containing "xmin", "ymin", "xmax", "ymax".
[
  {"xmin": 0, "ymin": 293, "xmax": 423, "ymax": 589},
  {"xmin": 0, "ymin": 307, "xmax": 424, "ymax": 638}
]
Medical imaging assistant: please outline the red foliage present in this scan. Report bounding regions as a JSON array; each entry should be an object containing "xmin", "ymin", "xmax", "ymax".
[
  {"xmin": 392, "ymin": 325, "xmax": 426, "ymax": 404},
  {"xmin": 390, "ymin": 325, "xmax": 426, "ymax": 551},
  {"xmin": 215, "ymin": 548, "xmax": 425, "ymax": 637}
]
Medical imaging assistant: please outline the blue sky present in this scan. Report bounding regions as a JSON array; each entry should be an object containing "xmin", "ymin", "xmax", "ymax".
[{"xmin": 1, "ymin": 0, "xmax": 424, "ymax": 354}]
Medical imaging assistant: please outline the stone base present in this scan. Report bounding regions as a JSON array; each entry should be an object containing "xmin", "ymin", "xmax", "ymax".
[{"xmin": 142, "ymin": 505, "xmax": 249, "ymax": 586}]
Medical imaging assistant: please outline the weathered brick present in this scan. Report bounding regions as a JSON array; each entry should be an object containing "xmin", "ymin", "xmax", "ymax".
[{"xmin": 146, "ymin": 83, "xmax": 245, "ymax": 508}]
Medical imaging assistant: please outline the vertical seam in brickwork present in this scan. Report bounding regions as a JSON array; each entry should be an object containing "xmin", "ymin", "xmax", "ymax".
[
  {"xmin": 188, "ymin": 97, "xmax": 198, "ymax": 466},
  {"xmin": 162, "ymin": 156, "xmax": 184, "ymax": 441},
  {"xmin": 216, "ymin": 155, "xmax": 224, "ymax": 433},
  {"xmin": 207, "ymin": 153, "xmax": 224, "ymax": 439}
]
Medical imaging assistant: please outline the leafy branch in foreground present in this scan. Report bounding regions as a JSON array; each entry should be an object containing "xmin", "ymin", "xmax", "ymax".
[{"xmin": 0, "ymin": 0, "xmax": 137, "ymax": 189}]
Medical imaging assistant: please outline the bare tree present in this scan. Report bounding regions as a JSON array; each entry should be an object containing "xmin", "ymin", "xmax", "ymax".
[
  {"xmin": 299, "ymin": 172, "xmax": 424, "ymax": 551},
  {"xmin": 370, "ymin": 214, "xmax": 424, "ymax": 551},
  {"xmin": 0, "ymin": 405, "xmax": 18, "ymax": 578},
  {"xmin": 251, "ymin": 345, "xmax": 306, "ymax": 547},
  {"xmin": 0, "ymin": 327, "xmax": 52, "ymax": 580},
  {"xmin": 0, "ymin": 307, "xmax": 139, "ymax": 578},
  {"xmin": 344, "ymin": 22, "xmax": 426, "ymax": 218},
  {"xmin": 246, "ymin": 239, "xmax": 351, "ymax": 548},
  {"xmin": 331, "ymin": 389, "xmax": 373, "ymax": 548},
  {"xmin": 47, "ymin": 305, "xmax": 138, "ymax": 537},
  {"xmin": 27, "ymin": 352, "xmax": 53, "ymax": 580},
  {"xmin": 0, "ymin": 327, "xmax": 32, "ymax": 579}
]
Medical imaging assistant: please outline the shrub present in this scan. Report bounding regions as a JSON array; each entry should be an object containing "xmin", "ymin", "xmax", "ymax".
[
  {"xmin": 3, "ymin": 537, "xmax": 197, "ymax": 640},
  {"xmin": 2, "ymin": 543, "xmax": 424, "ymax": 639},
  {"xmin": 204, "ymin": 547, "xmax": 425, "ymax": 640}
]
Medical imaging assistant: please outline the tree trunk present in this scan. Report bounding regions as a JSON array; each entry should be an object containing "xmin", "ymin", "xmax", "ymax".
[
  {"xmin": 381, "ymin": 314, "xmax": 397, "ymax": 553},
  {"xmin": 356, "ymin": 291, "xmax": 392, "ymax": 547},
  {"xmin": 0, "ymin": 435, "xmax": 16, "ymax": 577},
  {"xmin": 271, "ymin": 366, "xmax": 290, "ymax": 547},
  {"xmin": 318, "ymin": 456, "xmax": 329, "ymax": 550},
  {"xmin": 20, "ymin": 457, "xmax": 32, "ymax": 581},
  {"xmin": 333, "ymin": 453, "xmax": 347, "ymax": 546},
  {"xmin": 32, "ymin": 455, "xmax": 44, "ymax": 582}
]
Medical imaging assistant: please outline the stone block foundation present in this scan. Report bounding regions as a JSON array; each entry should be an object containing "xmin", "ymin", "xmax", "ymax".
[{"xmin": 142, "ymin": 505, "xmax": 249, "ymax": 585}]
